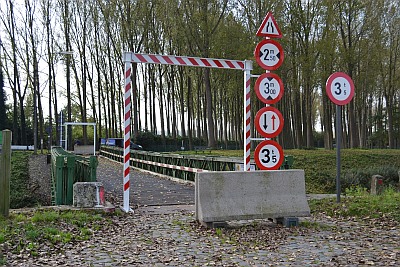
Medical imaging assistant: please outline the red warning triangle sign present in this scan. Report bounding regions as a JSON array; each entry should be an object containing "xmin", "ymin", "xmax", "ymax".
[{"xmin": 256, "ymin": 12, "xmax": 282, "ymax": 38}]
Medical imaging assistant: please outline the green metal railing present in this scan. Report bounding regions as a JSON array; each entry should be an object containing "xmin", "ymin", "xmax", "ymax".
[
  {"xmin": 100, "ymin": 146, "xmax": 294, "ymax": 181},
  {"xmin": 51, "ymin": 147, "xmax": 98, "ymax": 205}
]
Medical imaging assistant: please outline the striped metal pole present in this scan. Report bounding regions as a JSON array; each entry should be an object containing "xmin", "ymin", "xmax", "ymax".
[
  {"xmin": 244, "ymin": 60, "xmax": 253, "ymax": 171},
  {"xmin": 123, "ymin": 62, "xmax": 131, "ymax": 212}
]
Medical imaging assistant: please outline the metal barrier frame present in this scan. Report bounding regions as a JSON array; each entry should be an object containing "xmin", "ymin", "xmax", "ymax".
[
  {"xmin": 63, "ymin": 122, "xmax": 97, "ymax": 155},
  {"xmin": 123, "ymin": 52, "xmax": 253, "ymax": 212}
]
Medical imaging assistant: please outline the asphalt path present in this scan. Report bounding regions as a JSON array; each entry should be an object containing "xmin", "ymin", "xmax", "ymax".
[{"xmin": 96, "ymin": 156, "xmax": 195, "ymax": 208}]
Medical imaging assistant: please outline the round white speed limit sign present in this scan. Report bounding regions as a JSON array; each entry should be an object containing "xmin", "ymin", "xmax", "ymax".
[
  {"xmin": 254, "ymin": 73, "xmax": 284, "ymax": 104},
  {"xmin": 326, "ymin": 72, "xmax": 355, "ymax": 105},
  {"xmin": 254, "ymin": 140, "xmax": 284, "ymax": 170}
]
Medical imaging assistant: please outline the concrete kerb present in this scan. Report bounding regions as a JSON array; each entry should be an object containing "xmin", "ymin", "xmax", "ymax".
[{"xmin": 195, "ymin": 170, "xmax": 311, "ymax": 227}]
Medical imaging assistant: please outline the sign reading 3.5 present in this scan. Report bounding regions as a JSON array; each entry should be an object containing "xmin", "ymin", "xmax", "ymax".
[
  {"xmin": 254, "ymin": 140, "xmax": 284, "ymax": 170},
  {"xmin": 326, "ymin": 72, "xmax": 355, "ymax": 106}
]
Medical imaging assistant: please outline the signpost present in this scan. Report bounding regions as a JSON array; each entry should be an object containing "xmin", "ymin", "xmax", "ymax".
[
  {"xmin": 326, "ymin": 72, "xmax": 355, "ymax": 203},
  {"xmin": 254, "ymin": 107, "xmax": 283, "ymax": 138},
  {"xmin": 253, "ymin": 12, "xmax": 285, "ymax": 170}
]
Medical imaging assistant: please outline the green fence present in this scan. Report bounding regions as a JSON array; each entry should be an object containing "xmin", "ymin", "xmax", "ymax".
[
  {"xmin": 51, "ymin": 147, "xmax": 98, "ymax": 205},
  {"xmin": 100, "ymin": 146, "xmax": 294, "ymax": 181}
]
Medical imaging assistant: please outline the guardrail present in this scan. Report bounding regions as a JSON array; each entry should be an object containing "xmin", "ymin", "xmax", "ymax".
[
  {"xmin": 99, "ymin": 146, "xmax": 294, "ymax": 181},
  {"xmin": 51, "ymin": 147, "xmax": 98, "ymax": 205}
]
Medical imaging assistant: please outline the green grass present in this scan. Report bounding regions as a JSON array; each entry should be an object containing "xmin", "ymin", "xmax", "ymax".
[
  {"xmin": 10, "ymin": 152, "xmax": 40, "ymax": 208},
  {"xmin": 288, "ymin": 149, "xmax": 400, "ymax": 193},
  {"xmin": 0, "ymin": 209, "xmax": 113, "ymax": 265},
  {"xmin": 32, "ymin": 211, "xmax": 60, "ymax": 222},
  {"xmin": 309, "ymin": 187, "xmax": 400, "ymax": 221},
  {"xmin": 178, "ymin": 149, "xmax": 400, "ymax": 193}
]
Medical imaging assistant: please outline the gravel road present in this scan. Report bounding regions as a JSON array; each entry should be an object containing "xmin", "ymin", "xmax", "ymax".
[
  {"xmin": 16, "ymin": 154, "xmax": 400, "ymax": 266},
  {"xmin": 96, "ymin": 157, "xmax": 195, "ymax": 208}
]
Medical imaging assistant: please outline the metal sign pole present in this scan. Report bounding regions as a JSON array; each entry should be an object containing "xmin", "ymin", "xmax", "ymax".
[
  {"xmin": 326, "ymin": 72, "xmax": 355, "ymax": 203},
  {"xmin": 336, "ymin": 105, "xmax": 341, "ymax": 203},
  {"xmin": 244, "ymin": 60, "xmax": 252, "ymax": 171},
  {"xmin": 60, "ymin": 112, "xmax": 63, "ymax": 147}
]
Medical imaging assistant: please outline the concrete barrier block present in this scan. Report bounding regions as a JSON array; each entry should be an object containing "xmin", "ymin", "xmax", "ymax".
[
  {"xmin": 195, "ymin": 170, "xmax": 310, "ymax": 223},
  {"xmin": 73, "ymin": 182, "xmax": 105, "ymax": 208}
]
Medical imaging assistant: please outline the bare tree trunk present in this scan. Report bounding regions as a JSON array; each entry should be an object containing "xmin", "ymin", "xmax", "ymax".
[
  {"xmin": 196, "ymin": 72, "xmax": 201, "ymax": 139},
  {"xmin": 8, "ymin": 1, "xmax": 20, "ymax": 144},
  {"xmin": 143, "ymin": 65, "xmax": 148, "ymax": 131},
  {"xmin": 204, "ymin": 68, "xmax": 215, "ymax": 147},
  {"xmin": 179, "ymin": 67, "xmax": 186, "ymax": 139},
  {"xmin": 44, "ymin": 0, "xmax": 53, "ymax": 148},
  {"xmin": 187, "ymin": 76, "xmax": 193, "ymax": 150},
  {"xmin": 166, "ymin": 75, "xmax": 172, "ymax": 137},
  {"xmin": 158, "ymin": 66, "xmax": 166, "ymax": 147}
]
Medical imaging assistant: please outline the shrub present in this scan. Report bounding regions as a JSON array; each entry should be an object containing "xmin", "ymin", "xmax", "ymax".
[{"xmin": 342, "ymin": 166, "xmax": 399, "ymax": 191}]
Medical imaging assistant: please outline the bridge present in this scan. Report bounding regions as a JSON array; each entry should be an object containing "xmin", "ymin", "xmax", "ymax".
[{"xmin": 49, "ymin": 146, "xmax": 300, "ymax": 220}]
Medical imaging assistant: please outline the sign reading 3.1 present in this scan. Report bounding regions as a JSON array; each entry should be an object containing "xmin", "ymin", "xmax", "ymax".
[
  {"xmin": 254, "ymin": 39, "xmax": 284, "ymax": 70},
  {"xmin": 254, "ymin": 140, "xmax": 284, "ymax": 170},
  {"xmin": 254, "ymin": 73, "xmax": 284, "ymax": 104},
  {"xmin": 326, "ymin": 72, "xmax": 355, "ymax": 106}
]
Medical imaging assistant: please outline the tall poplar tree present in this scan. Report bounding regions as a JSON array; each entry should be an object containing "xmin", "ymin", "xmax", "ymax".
[{"xmin": 0, "ymin": 65, "xmax": 7, "ymax": 131}]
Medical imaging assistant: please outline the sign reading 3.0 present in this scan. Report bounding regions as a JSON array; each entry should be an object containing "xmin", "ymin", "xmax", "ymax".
[
  {"xmin": 255, "ymin": 106, "xmax": 284, "ymax": 138},
  {"xmin": 254, "ymin": 39, "xmax": 284, "ymax": 70},
  {"xmin": 254, "ymin": 73, "xmax": 284, "ymax": 104},
  {"xmin": 254, "ymin": 140, "xmax": 284, "ymax": 170},
  {"xmin": 326, "ymin": 72, "xmax": 355, "ymax": 106}
]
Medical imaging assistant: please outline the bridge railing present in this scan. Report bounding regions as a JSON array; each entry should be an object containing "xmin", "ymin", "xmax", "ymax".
[
  {"xmin": 99, "ymin": 146, "xmax": 293, "ymax": 181},
  {"xmin": 51, "ymin": 147, "xmax": 98, "ymax": 205}
]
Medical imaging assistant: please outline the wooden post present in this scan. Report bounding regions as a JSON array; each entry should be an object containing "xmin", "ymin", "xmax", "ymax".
[{"xmin": 0, "ymin": 130, "xmax": 12, "ymax": 217}]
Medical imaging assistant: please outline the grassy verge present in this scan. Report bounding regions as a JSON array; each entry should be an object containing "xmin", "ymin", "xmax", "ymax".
[
  {"xmin": 309, "ymin": 187, "xmax": 400, "ymax": 222},
  {"xmin": 9, "ymin": 152, "xmax": 39, "ymax": 209},
  {"xmin": 0, "ymin": 209, "xmax": 116, "ymax": 265},
  {"xmin": 179, "ymin": 149, "xmax": 400, "ymax": 193},
  {"xmin": 288, "ymin": 149, "xmax": 400, "ymax": 193}
]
